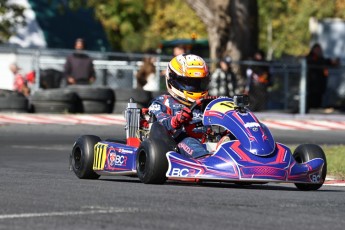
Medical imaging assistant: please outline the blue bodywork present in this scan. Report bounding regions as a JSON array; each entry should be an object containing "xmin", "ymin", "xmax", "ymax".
[{"xmin": 93, "ymin": 98, "xmax": 325, "ymax": 184}]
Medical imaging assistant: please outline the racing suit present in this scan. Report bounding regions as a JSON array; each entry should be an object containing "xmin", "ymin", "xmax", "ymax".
[{"xmin": 148, "ymin": 94, "xmax": 209, "ymax": 158}]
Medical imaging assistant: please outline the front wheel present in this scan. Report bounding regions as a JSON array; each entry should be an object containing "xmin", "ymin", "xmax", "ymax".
[
  {"xmin": 136, "ymin": 140, "xmax": 169, "ymax": 184},
  {"xmin": 293, "ymin": 144, "xmax": 327, "ymax": 191},
  {"xmin": 70, "ymin": 135, "xmax": 101, "ymax": 179}
]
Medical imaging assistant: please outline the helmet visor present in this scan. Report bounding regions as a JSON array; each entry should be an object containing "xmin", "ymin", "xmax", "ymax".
[{"xmin": 169, "ymin": 73, "xmax": 210, "ymax": 92}]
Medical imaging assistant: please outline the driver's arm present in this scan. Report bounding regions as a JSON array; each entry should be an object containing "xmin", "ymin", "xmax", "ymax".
[{"xmin": 148, "ymin": 101, "xmax": 191, "ymax": 131}]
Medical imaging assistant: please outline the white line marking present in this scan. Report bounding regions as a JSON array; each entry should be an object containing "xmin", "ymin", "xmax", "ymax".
[
  {"xmin": 11, "ymin": 145, "xmax": 70, "ymax": 151},
  {"xmin": 0, "ymin": 207, "xmax": 138, "ymax": 220}
]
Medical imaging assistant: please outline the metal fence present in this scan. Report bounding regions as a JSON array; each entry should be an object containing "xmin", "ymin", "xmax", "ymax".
[{"xmin": 1, "ymin": 46, "xmax": 345, "ymax": 114}]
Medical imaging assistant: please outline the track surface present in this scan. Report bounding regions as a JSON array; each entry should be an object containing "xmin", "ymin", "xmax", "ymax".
[{"xmin": 0, "ymin": 124, "xmax": 345, "ymax": 230}]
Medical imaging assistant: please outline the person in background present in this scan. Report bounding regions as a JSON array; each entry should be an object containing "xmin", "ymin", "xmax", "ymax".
[
  {"xmin": 306, "ymin": 43, "xmax": 339, "ymax": 112},
  {"xmin": 64, "ymin": 38, "xmax": 96, "ymax": 85},
  {"xmin": 136, "ymin": 56, "xmax": 159, "ymax": 91},
  {"xmin": 245, "ymin": 50, "xmax": 272, "ymax": 111},
  {"xmin": 209, "ymin": 56, "xmax": 237, "ymax": 97},
  {"xmin": 9, "ymin": 63, "xmax": 30, "ymax": 97},
  {"xmin": 173, "ymin": 45, "xmax": 185, "ymax": 56}
]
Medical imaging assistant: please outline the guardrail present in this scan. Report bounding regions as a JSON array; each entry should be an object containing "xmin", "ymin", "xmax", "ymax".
[{"xmin": 1, "ymin": 46, "xmax": 344, "ymax": 114}]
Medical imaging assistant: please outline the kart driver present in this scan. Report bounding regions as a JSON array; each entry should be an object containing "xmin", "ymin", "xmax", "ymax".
[{"xmin": 148, "ymin": 54, "xmax": 210, "ymax": 158}]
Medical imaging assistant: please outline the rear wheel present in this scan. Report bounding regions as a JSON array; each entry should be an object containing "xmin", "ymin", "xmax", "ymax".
[
  {"xmin": 70, "ymin": 135, "xmax": 101, "ymax": 179},
  {"xmin": 293, "ymin": 144, "xmax": 327, "ymax": 191}
]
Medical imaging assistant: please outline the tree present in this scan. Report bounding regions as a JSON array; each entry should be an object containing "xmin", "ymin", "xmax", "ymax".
[
  {"xmin": 67, "ymin": 0, "xmax": 207, "ymax": 52},
  {"xmin": 258, "ymin": 0, "xmax": 344, "ymax": 59},
  {"xmin": 185, "ymin": 0, "xmax": 258, "ymax": 62},
  {"xmin": 0, "ymin": 0, "xmax": 26, "ymax": 44},
  {"xmin": 67, "ymin": 0, "xmax": 152, "ymax": 51},
  {"xmin": 143, "ymin": 0, "xmax": 207, "ymax": 51}
]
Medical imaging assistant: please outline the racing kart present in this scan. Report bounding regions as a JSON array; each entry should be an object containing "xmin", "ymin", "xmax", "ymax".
[{"xmin": 70, "ymin": 95, "xmax": 327, "ymax": 191}]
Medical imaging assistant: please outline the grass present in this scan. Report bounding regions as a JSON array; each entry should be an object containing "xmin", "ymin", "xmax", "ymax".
[
  {"xmin": 289, "ymin": 145, "xmax": 345, "ymax": 180},
  {"xmin": 322, "ymin": 145, "xmax": 345, "ymax": 180}
]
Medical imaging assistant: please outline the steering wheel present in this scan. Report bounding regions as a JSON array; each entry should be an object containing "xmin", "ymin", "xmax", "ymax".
[
  {"xmin": 189, "ymin": 96, "xmax": 217, "ymax": 112},
  {"xmin": 183, "ymin": 96, "xmax": 218, "ymax": 142}
]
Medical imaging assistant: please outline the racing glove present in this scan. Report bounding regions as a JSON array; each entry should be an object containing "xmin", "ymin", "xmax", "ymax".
[{"xmin": 171, "ymin": 107, "xmax": 193, "ymax": 128}]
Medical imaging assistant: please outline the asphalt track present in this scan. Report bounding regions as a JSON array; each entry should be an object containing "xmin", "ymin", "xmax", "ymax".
[{"xmin": 0, "ymin": 124, "xmax": 345, "ymax": 230}]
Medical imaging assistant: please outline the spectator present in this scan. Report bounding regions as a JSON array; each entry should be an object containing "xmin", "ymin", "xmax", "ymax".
[
  {"xmin": 136, "ymin": 56, "xmax": 159, "ymax": 91},
  {"xmin": 245, "ymin": 50, "xmax": 272, "ymax": 111},
  {"xmin": 209, "ymin": 56, "xmax": 237, "ymax": 97},
  {"xmin": 173, "ymin": 45, "xmax": 185, "ymax": 56},
  {"xmin": 9, "ymin": 63, "xmax": 30, "ymax": 97},
  {"xmin": 306, "ymin": 43, "xmax": 339, "ymax": 111},
  {"xmin": 64, "ymin": 38, "xmax": 96, "ymax": 85}
]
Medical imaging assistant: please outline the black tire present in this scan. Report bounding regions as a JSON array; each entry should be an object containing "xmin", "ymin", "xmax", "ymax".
[
  {"xmin": 0, "ymin": 90, "xmax": 28, "ymax": 112},
  {"xmin": 30, "ymin": 89, "xmax": 81, "ymax": 113},
  {"xmin": 81, "ymin": 100, "xmax": 114, "ymax": 114},
  {"xmin": 67, "ymin": 86, "xmax": 115, "ymax": 113},
  {"xmin": 136, "ymin": 122, "xmax": 177, "ymax": 184},
  {"xmin": 293, "ymin": 144, "xmax": 327, "ymax": 191},
  {"xmin": 114, "ymin": 88, "xmax": 151, "ymax": 104},
  {"xmin": 70, "ymin": 135, "xmax": 101, "ymax": 179},
  {"xmin": 112, "ymin": 88, "xmax": 151, "ymax": 114},
  {"xmin": 30, "ymin": 89, "xmax": 78, "ymax": 102},
  {"xmin": 30, "ymin": 101, "xmax": 78, "ymax": 113},
  {"xmin": 67, "ymin": 85, "xmax": 115, "ymax": 101}
]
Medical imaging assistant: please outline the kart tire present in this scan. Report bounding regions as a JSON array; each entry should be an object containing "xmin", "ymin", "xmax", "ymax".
[
  {"xmin": 70, "ymin": 135, "xmax": 101, "ymax": 179},
  {"xmin": 136, "ymin": 122, "xmax": 177, "ymax": 184},
  {"xmin": 293, "ymin": 144, "xmax": 327, "ymax": 191},
  {"xmin": 136, "ymin": 139, "xmax": 168, "ymax": 184}
]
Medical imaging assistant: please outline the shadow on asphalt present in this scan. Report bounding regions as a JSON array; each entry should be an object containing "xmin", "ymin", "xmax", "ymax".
[{"xmin": 99, "ymin": 177, "xmax": 342, "ymax": 192}]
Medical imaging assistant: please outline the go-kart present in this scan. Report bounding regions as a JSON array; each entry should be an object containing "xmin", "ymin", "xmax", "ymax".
[{"xmin": 70, "ymin": 95, "xmax": 327, "ymax": 191}]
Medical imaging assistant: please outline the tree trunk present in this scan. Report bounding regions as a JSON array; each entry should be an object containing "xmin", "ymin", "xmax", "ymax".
[{"xmin": 186, "ymin": 0, "xmax": 258, "ymax": 62}]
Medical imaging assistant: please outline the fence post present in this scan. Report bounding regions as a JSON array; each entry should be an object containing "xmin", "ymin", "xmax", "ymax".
[
  {"xmin": 299, "ymin": 58, "xmax": 307, "ymax": 114},
  {"xmin": 155, "ymin": 55, "xmax": 161, "ymax": 90},
  {"xmin": 34, "ymin": 49, "xmax": 41, "ymax": 92},
  {"xmin": 283, "ymin": 64, "xmax": 289, "ymax": 110}
]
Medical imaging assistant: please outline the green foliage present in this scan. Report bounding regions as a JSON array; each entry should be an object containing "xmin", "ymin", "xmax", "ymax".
[
  {"xmin": 143, "ymin": 0, "xmax": 207, "ymax": 51},
  {"xmin": 67, "ymin": 0, "xmax": 206, "ymax": 52},
  {"xmin": 0, "ymin": 0, "xmax": 26, "ymax": 43},
  {"xmin": 258, "ymin": 0, "xmax": 342, "ymax": 59},
  {"xmin": 67, "ymin": 0, "xmax": 151, "ymax": 51}
]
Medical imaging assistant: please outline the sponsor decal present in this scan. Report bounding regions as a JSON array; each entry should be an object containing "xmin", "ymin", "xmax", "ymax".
[
  {"xmin": 117, "ymin": 148, "xmax": 133, "ymax": 154},
  {"xmin": 193, "ymin": 112, "xmax": 203, "ymax": 119},
  {"xmin": 252, "ymin": 127, "xmax": 259, "ymax": 132},
  {"xmin": 210, "ymin": 101, "xmax": 235, "ymax": 113},
  {"xmin": 171, "ymin": 168, "xmax": 189, "ymax": 177},
  {"xmin": 310, "ymin": 173, "xmax": 321, "ymax": 183},
  {"xmin": 178, "ymin": 142, "xmax": 194, "ymax": 156},
  {"xmin": 172, "ymin": 104, "xmax": 184, "ymax": 109},
  {"xmin": 107, "ymin": 147, "xmax": 128, "ymax": 167},
  {"xmin": 149, "ymin": 104, "xmax": 161, "ymax": 112},
  {"xmin": 244, "ymin": 122, "xmax": 260, "ymax": 129}
]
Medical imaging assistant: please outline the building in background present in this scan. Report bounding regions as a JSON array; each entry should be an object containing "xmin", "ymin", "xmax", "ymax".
[{"xmin": 7, "ymin": 0, "xmax": 110, "ymax": 51}]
